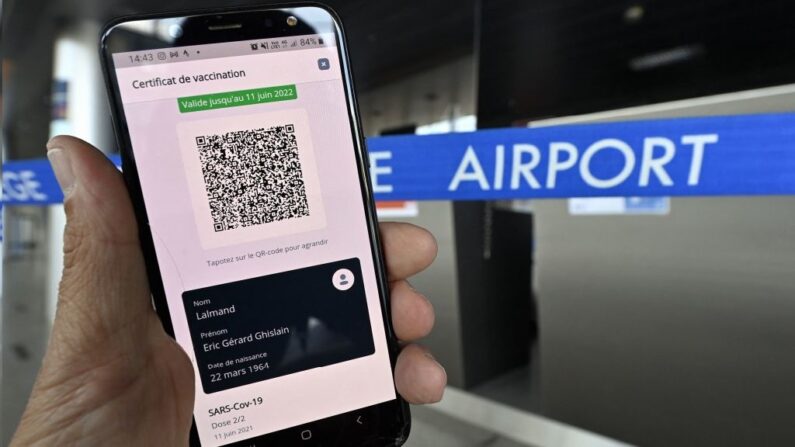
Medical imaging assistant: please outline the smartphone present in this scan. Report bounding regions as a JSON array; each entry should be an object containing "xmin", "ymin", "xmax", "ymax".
[{"xmin": 100, "ymin": 4, "xmax": 409, "ymax": 446}]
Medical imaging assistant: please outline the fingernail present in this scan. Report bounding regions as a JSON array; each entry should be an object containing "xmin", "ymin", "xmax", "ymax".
[
  {"xmin": 424, "ymin": 350, "xmax": 446, "ymax": 373},
  {"xmin": 47, "ymin": 148, "xmax": 76, "ymax": 197}
]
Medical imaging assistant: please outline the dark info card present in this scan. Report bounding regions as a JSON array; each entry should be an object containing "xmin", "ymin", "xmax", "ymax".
[{"xmin": 182, "ymin": 258, "xmax": 375, "ymax": 393}]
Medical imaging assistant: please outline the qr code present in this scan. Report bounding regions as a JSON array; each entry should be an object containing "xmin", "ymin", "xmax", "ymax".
[{"xmin": 195, "ymin": 124, "xmax": 310, "ymax": 233}]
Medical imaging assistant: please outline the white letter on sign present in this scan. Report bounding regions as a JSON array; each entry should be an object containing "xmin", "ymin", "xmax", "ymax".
[
  {"xmin": 580, "ymin": 139, "xmax": 636, "ymax": 188},
  {"xmin": 510, "ymin": 144, "xmax": 541, "ymax": 190},
  {"xmin": 546, "ymin": 142, "xmax": 578, "ymax": 188},
  {"xmin": 681, "ymin": 134, "xmax": 718, "ymax": 186},
  {"xmin": 449, "ymin": 146, "xmax": 490, "ymax": 191},
  {"xmin": 21, "ymin": 171, "xmax": 47, "ymax": 201},
  {"xmin": 2, "ymin": 170, "xmax": 48, "ymax": 202},
  {"xmin": 640, "ymin": 137, "xmax": 675, "ymax": 187},
  {"xmin": 369, "ymin": 151, "xmax": 394, "ymax": 193},
  {"xmin": 493, "ymin": 145, "xmax": 505, "ymax": 190}
]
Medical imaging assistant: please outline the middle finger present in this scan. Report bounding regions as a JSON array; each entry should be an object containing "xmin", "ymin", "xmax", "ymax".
[{"xmin": 390, "ymin": 280, "xmax": 435, "ymax": 341}]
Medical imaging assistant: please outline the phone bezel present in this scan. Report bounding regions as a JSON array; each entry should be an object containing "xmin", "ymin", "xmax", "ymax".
[{"xmin": 99, "ymin": 3, "xmax": 410, "ymax": 446}]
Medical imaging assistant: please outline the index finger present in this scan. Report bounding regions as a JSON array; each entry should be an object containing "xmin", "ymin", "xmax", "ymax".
[{"xmin": 379, "ymin": 222, "xmax": 437, "ymax": 281}]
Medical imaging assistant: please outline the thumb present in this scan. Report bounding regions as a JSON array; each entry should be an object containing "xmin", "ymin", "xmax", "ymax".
[
  {"xmin": 46, "ymin": 135, "xmax": 158, "ymax": 361},
  {"xmin": 13, "ymin": 136, "xmax": 194, "ymax": 446}
]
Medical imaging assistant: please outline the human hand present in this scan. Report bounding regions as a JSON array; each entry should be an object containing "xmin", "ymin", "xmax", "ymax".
[{"xmin": 11, "ymin": 136, "xmax": 446, "ymax": 446}]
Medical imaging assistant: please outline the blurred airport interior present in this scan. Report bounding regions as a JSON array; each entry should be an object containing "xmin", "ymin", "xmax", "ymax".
[{"xmin": 4, "ymin": 0, "xmax": 795, "ymax": 446}]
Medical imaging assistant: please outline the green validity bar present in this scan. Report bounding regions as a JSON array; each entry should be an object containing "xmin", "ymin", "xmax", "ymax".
[{"xmin": 178, "ymin": 84, "xmax": 297, "ymax": 113}]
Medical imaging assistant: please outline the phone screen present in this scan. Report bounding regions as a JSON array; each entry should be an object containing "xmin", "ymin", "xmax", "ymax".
[{"xmin": 104, "ymin": 7, "xmax": 398, "ymax": 446}]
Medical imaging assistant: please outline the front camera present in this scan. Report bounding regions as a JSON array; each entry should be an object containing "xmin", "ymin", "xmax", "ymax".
[
  {"xmin": 287, "ymin": 16, "xmax": 298, "ymax": 27},
  {"xmin": 168, "ymin": 24, "xmax": 183, "ymax": 38}
]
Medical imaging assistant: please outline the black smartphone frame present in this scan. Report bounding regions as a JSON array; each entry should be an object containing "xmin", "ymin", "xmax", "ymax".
[{"xmin": 99, "ymin": 3, "xmax": 410, "ymax": 446}]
